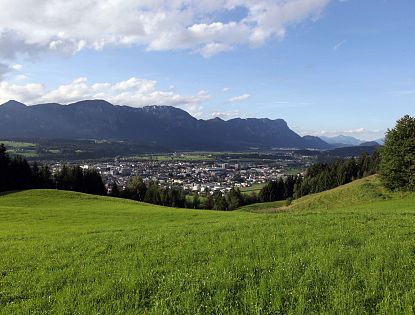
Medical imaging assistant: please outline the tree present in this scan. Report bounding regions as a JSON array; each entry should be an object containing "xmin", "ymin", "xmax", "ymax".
[
  {"xmin": 39, "ymin": 165, "xmax": 53, "ymax": 188},
  {"xmin": 125, "ymin": 176, "xmax": 147, "ymax": 201},
  {"xmin": 259, "ymin": 178, "xmax": 287, "ymax": 202},
  {"xmin": 380, "ymin": 115, "xmax": 415, "ymax": 191},
  {"xmin": 9, "ymin": 156, "xmax": 32, "ymax": 190},
  {"xmin": 110, "ymin": 182, "xmax": 120, "ymax": 197},
  {"xmin": 205, "ymin": 194, "xmax": 214, "ymax": 210},
  {"xmin": 31, "ymin": 162, "xmax": 41, "ymax": 188},
  {"xmin": 284, "ymin": 176, "xmax": 296, "ymax": 199},
  {"xmin": 70, "ymin": 166, "xmax": 85, "ymax": 192},
  {"xmin": 226, "ymin": 187, "xmax": 243, "ymax": 210},
  {"xmin": 192, "ymin": 194, "xmax": 200, "ymax": 209},
  {"xmin": 0, "ymin": 144, "xmax": 10, "ymax": 191},
  {"xmin": 144, "ymin": 181, "xmax": 161, "ymax": 204},
  {"xmin": 53, "ymin": 165, "xmax": 106, "ymax": 195},
  {"xmin": 212, "ymin": 192, "xmax": 228, "ymax": 210},
  {"xmin": 55, "ymin": 164, "xmax": 70, "ymax": 190},
  {"xmin": 83, "ymin": 169, "xmax": 106, "ymax": 195}
]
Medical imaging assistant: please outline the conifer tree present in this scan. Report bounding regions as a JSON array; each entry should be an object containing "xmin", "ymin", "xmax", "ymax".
[{"xmin": 380, "ymin": 115, "xmax": 415, "ymax": 191}]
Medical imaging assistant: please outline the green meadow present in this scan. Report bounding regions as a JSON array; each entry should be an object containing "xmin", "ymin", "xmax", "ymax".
[
  {"xmin": 238, "ymin": 200, "xmax": 287, "ymax": 212},
  {"xmin": 240, "ymin": 183, "xmax": 266, "ymax": 195},
  {"xmin": 1, "ymin": 140, "xmax": 38, "ymax": 158},
  {"xmin": 2, "ymin": 176, "xmax": 415, "ymax": 313}
]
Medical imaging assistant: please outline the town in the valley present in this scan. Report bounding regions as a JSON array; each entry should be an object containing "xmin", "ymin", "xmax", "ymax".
[{"xmin": 47, "ymin": 151, "xmax": 312, "ymax": 195}]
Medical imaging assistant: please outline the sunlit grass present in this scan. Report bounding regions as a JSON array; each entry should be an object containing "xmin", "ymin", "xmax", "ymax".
[
  {"xmin": 237, "ymin": 200, "xmax": 286, "ymax": 212},
  {"xmin": 1, "ymin": 177, "xmax": 415, "ymax": 313}
]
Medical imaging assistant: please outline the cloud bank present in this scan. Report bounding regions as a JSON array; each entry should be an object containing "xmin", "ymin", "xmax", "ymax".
[
  {"xmin": 0, "ymin": 0, "xmax": 331, "ymax": 61},
  {"xmin": 0, "ymin": 77, "xmax": 210, "ymax": 117},
  {"xmin": 298, "ymin": 127, "xmax": 385, "ymax": 141}
]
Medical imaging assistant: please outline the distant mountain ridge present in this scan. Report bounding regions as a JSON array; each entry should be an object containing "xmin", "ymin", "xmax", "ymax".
[
  {"xmin": 359, "ymin": 141, "xmax": 380, "ymax": 147},
  {"xmin": 0, "ymin": 99, "xmax": 330, "ymax": 150},
  {"xmin": 319, "ymin": 135, "xmax": 383, "ymax": 148},
  {"xmin": 319, "ymin": 135, "xmax": 363, "ymax": 146}
]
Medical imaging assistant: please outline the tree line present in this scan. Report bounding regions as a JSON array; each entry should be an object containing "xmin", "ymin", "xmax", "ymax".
[
  {"xmin": 2, "ymin": 140, "xmax": 293, "ymax": 210},
  {"xmin": 203, "ymin": 175, "xmax": 298, "ymax": 210},
  {"xmin": 1, "ymin": 140, "xmax": 382, "ymax": 211},
  {"xmin": 112, "ymin": 177, "xmax": 188, "ymax": 208},
  {"xmin": 293, "ymin": 152, "xmax": 379, "ymax": 198},
  {"xmin": 3, "ymin": 113, "xmax": 413, "ymax": 210},
  {"xmin": 109, "ymin": 175, "xmax": 298, "ymax": 211},
  {"xmin": 199, "ymin": 151, "xmax": 380, "ymax": 210},
  {"xmin": 0, "ymin": 144, "xmax": 106, "ymax": 195}
]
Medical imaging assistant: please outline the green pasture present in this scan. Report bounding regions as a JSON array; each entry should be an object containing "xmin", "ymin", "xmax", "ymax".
[
  {"xmin": 1, "ymin": 176, "xmax": 415, "ymax": 313},
  {"xmin": 237, "ymin": 200, "xmax": 287, "ymax": 213},
  {"xmin": 1, "ymin": 140, "xmax": 38, "ymax": 158},
  {"xmin": 240, "ymin": 183, "xmax": 266, "ymax": 195},
  {"xmin": 131, "ymin": 154, "xmax": 214, "ymax": 161}
]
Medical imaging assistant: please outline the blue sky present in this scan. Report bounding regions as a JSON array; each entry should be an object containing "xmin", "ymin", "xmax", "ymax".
[{"xmin": 0, "ymin": 0, "xmax": 414, "ymax": 140}]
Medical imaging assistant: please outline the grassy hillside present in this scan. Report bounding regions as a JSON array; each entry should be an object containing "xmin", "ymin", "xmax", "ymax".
[
  {"xmin": 288, "ymin": 175, "xmax": 396, "ymax": 211},
  {"xmin": 239, "ymin": 175, "xmax": 394, "ymax": 214},
  {"xmin": 2, "ymin": 178, "xmax": 415, "ymax": 313},
  {"xmin": 240, "ymin": 183, "xmax": 266, "ymax": 195},
  {"xmin": 238, "ymin": 200, "xmax": 287, "ymax": 212}
]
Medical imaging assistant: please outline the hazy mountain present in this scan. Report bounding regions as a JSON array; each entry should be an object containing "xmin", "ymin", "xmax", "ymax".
[
  {"xmin": 359, "ymin": 141, "xmax": 381, "ymax": 147},
  {"xmin": 319, "ymin": 135, "xmax": 363, "ymax": 147},
  {"xmin": 374, "ymin": 138, "xmax": 385, "ymax": 145},
  {"xmin": 0, "ymin": 100, "xmax": 331, "ymax": 150}
]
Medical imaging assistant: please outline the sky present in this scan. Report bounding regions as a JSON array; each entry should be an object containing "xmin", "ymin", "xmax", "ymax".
[{"xmin": 0, "ymin": 0, "xmax": 414, "ymax": 141}]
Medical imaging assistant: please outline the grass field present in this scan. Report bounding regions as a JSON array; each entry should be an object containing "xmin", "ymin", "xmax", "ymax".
[
  {"xmin": 240, "ymin": 183, "xmax": 266, "ymax": 195},
  {"xmin": 1, "ymin": 140, "xmax": 39, "ymax": 158},
  {"xmin": 131, "ymin": 153, "xmax": 214, "ymax": 161},
  {"xmin": 2, "ymin": 176, "xmax": 415, "ymax": 313},
  {"xmin": 238, "ymin": 200, "xmax": 287, "ymax": 212},
  {"xmin": 0, "ymin": 140, "xmax": 36, "ymax": 149}
]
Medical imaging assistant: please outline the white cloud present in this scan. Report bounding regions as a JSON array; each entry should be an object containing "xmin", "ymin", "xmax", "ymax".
[
  {"xmin": 297, "ymin": 127, "xmax": 385, "ymax": 141},
  {"xmin": 198, "ymin": 43, "xmax": 233, "ymax": 58},
  {"xmin": 333, "ymin": 39, "xmax": 346, "ymax": 50},
  {"xmin": 304, "ymin": 128, "xmax": 367, "ymax": 136},
  {"xmin": 0, "ymin": 0, "xmax": 331, "ymax": 59},
  {"xmin": 0, "ymin": 62, "xmax": 27, "ymax": 81},
  {"xmin": 228, "ymin": 93, "xmax": 250, "ymax": 102},
  {"xmin": 11, "ymin": 64, "xmax": 23, "ymax": 70},
  {"xmin": 15, "ymin": 74, "xmax": 28, "ymax": 81},
  {"xmin": 0, "ymin": 77, "xmax": 210, "ymax": 117},
  {"xmin": 222, "ymin": 87, "xmax": 230, "ymax": 92},
  {"xmin": 0, "ymin": 81, "xmax": 44, "ymax": 102},
  {"xmin": 211, "ymin": 109, "xmax": 241, "ymax": 119},
  {"xmin": 344, "ymin": 128, "xmax": 365, "ymax": 134},
  {"xmin": 0, "ymin": 63, "xmax": 10, "ymax": 80}
]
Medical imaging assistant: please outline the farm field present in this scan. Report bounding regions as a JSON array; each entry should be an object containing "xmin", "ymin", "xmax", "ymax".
[
  {"xmin": 1, "ymin": 176, "xmax": 415, "ymax": 313},
  {"xmin": 0, "ymin": 140, "xmax": 38, "ymax": 158},
  {"xmin": 130, "ymin": 153, "xmax": 214, "ymax": 161}
]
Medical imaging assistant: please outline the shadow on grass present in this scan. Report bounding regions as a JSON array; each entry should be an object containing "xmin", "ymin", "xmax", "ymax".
[{"xmin": 0, "ymin": 190, "xmax": 23, "ymax": 197}]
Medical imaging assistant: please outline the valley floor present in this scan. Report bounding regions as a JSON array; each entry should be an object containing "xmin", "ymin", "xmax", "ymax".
[{"xmin": 1, "ymin": 176, "xmax": 415, "ymax": 313}]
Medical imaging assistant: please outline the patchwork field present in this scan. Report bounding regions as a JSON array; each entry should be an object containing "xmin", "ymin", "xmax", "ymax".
[
  {"xmin": 0, "ymin": 140, "xmax": 38, "ymax": 158},
  {"xmin": 1, "ymin": 176, "xmax": 415, "ymax": 313}
]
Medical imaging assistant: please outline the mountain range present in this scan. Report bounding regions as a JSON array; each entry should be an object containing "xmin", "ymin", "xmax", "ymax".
[
  {"xmin": 0, "ymin": 100, "xmax": 330, "ymax": 151},
  {"xmin": 319, "ymin": 135, "xmax": 363, "ymax": 146},
  {"xmin": 319, "ymin": 135, "xmax": 383, "ymax": 148}
]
